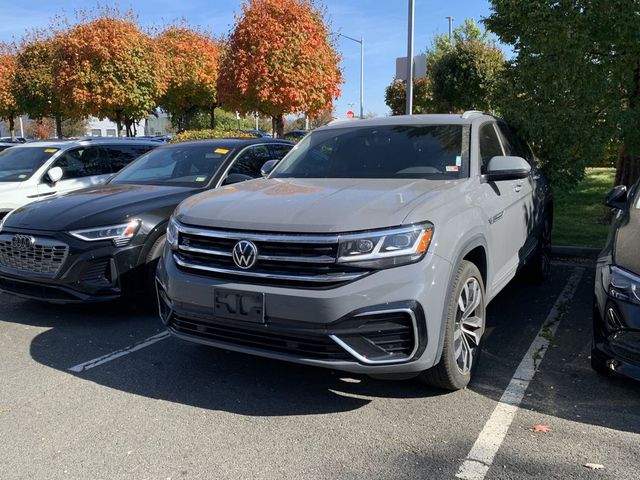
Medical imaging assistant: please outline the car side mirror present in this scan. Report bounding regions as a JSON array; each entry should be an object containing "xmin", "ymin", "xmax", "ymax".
[
  {"xmin": 222, "ymin": 173, "xmax": 253, "ymax": 186},
  {"xmin": 482, "ymin": 156, "xmax": 531, "ymax": 182},
  {"xmin": 46, "ymin": 166, "xmax": 63, "ymax": 185},
  {"xmin": 604, "ymin": 185, "xmax": 628, "ymax": 210},
  {"xmin": 260, "ymin": 159, "xmax": 280, "ymax": 177}
]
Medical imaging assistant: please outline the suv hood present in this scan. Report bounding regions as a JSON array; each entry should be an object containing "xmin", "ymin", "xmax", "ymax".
[
  {"xmin": 4, "ymin": 184, "xmax": 196, "ymax": 231},
  {"xmin": 176, "ymin": 178, "xmax": 461, "ymax": 233}
]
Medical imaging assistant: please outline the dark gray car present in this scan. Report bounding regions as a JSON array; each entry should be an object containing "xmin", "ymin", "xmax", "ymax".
[{"xmin": 156, "ymin": 112, "xmax": 553, "ymax": 390}]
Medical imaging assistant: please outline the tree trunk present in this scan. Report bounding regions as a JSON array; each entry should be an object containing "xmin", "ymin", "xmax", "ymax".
[
  {"xmin": 272, "ymin": 114, "xmax": 285, "ymax": 138},
  {"xmin": 210, "ymin": 105, "xmax": 217, "ymax": 129},
  {"xmin": 615, "ymin": 146, "xmax": 640, "ymax": 188},
  {"xmin": 8, "ymin": 116, "xmax": 15, "ymax": 140},
  {"xmin": 115, "ymin": 111, "xmax": 123, "ymax": 137},
  {"xmin": 55, "ymin": 115, "xmax": 63, "ymax": 139}
]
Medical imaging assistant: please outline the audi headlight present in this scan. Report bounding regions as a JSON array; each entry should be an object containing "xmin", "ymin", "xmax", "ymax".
[
  {"xmin": 70, "ymin": 219, "xmax": 141, "ymax": 247},
  {"xmin": 604, "ymin": 265, "xmax": 640, "ymax": 305},
  {"xmin": 166, "ymin": 216, "xmax": 179, "ymax": 250},
  {"xmin": 337, "ymin": 223, "xmax": 434, "ymax": 269}
]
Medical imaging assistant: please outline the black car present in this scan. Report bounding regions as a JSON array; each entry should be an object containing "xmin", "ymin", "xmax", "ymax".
[
  {"xmin": 0, "ymin": 138, "xmax": 293, "ymax": 303},
  {"xmin": 592, "ymin": 178, "xmax": 640, "ymax": 381},
  {"xmin": 0, "ymin": 142, "xmax": 16, "ymax": 153}
]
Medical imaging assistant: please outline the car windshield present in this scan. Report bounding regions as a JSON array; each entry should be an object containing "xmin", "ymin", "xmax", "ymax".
[
  {"xmin": 0, "ymin": 147, "xmax": 59, "ymax": 182},
  {"xmin": 109, "ymin": 144, "xmax": 233, "ymax": 187},
  {"xmin": 273, "ymin": 124, "xmax": 470, "ymax": 180}
]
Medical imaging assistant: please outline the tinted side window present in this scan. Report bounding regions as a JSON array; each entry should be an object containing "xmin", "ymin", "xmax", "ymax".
[
  {"xmin": 269, "ymin": 143, "xmax": 293, "ymax": 160},
  {"xmin": 54, "ymin": 147, "xmax": 104, "ymax": 180},
  {"xmin": 479, "ymin": 123, "xmax": 504, "ymax": 172},
  {"xmin": 227, "ymin": 145, "xmax": 272, "ymax": 178},
  {"xmin": 102, "ymin": 144, "xmax": 155, "ymax": 172}
]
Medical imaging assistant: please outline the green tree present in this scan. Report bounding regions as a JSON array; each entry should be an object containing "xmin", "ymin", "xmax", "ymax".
[
  {"xmin": 486, "ymin": 0, "xmax": 640, "ymax": 188},
  {"xmin": 384, "ymin": 19, "xmax": 503, "ymax": 115}
]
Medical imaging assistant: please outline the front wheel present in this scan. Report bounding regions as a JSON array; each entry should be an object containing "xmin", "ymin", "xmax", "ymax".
[{"xmin": 419, "ymin": 260, "xmax": 486, "ymax": 390}]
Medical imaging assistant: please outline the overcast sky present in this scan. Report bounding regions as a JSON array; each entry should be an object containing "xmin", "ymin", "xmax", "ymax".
[{"xmin": 0, "ymin": 0, "xmax": 505, "ymax": 117}]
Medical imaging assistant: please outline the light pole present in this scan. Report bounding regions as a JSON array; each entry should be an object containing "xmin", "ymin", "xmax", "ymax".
[
  {"xmin": 337, "ymin": 33, "xmax": 364, "ymax": 119},
  {"xmin": 406, "ymin": 0, "xmax": 415, "ymax": 115},
  {"xmin": 446, "ymin": 16, "xmax": 455, "ymax": 44}
]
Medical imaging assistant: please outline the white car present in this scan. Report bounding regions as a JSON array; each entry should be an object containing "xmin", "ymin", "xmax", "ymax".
[{"xmin": 0, "ymin": 138, "xmax": 159, "ymax": 219}]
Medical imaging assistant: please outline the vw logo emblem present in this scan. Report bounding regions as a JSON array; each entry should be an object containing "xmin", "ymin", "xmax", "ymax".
[
  {"xmin": 11, "ymin": 234, "xmax": 35, "ymax": 251},
  {"xmin": 232, "ymin": 240, "xmax": 258, "ymax": 269}
]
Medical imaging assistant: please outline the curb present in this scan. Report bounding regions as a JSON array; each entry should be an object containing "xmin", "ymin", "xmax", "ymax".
[{"xmin": 551, "ymin": 245, "xmax": 600, "ymax": 259}]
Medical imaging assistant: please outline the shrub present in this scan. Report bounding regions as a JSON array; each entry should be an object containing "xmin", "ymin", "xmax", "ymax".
[{"xmin": 170, "ymin": 129, "xmax": 258, "ymax": 143}]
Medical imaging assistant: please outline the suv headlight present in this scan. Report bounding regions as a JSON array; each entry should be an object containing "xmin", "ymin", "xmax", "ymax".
[
  {"xmin": 166, "ymin": 216, "xmax": 179, "ymax": 250},
  {"xmin": 70, "ymin": 219, "xmax": 141, "ymax": 247},
  {"xmin": 604, "ymin": 265, "xmax": 640, "ymax": 305},
  {"xmin": 337, "ymin": 223, "xmax": 434, "ymax": 269}
]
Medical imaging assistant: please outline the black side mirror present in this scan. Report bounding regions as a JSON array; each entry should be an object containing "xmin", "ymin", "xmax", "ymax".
[
  {"xmin": 222, "ymin": 173, "xmax": 253, "ymax": 186},
  {"xmin": 260, "ymin": 159, "xmax": 280, "ymax": 177},
  {"xmin": 482, "ymin": 156, "xmax": 531, "ymax": 183},
  {"xmin": 605, "ymin": 185, "xmax": 628, "ymax": 210}
]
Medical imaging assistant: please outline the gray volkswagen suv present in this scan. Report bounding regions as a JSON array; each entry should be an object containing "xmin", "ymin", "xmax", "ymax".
[{"xmin": 156, "ymin": 112, "xmax": 553, "ymax": 390}]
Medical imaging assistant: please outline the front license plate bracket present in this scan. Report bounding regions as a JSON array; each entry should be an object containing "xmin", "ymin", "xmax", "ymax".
[{"xmin": 214, "ymin": 288, "xmax": 265, "ymax": 324}]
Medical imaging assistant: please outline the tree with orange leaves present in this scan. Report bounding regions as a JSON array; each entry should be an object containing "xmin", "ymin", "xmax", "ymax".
[
  {"xmin": 0, "ymin": 44, "xmax": 20, "ymax": 140},
  {"xmin": 55, "ymin": 9, "xmax": 165, "ymax": 136},
  {"xmin": 156, "ymin": 25, "xmax": 220, "ymax": 131},
  {"xmin": 218, "ymin": 0, "xmax": 342, "ymax": 137}
]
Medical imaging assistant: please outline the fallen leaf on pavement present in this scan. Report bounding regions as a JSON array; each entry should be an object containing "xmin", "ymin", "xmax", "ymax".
[
  {"xmin": 530, "ymin": 424, "xmax": 551, "ymax": 433},
  {"xmin": 584, "ymin": 463, "xmax": 605, "ymax": 470}
]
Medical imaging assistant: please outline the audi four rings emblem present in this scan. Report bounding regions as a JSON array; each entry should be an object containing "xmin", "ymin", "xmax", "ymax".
[
  {"xmin": 11, "ymin": 234, "xmax": 36, "ymax": 251},
  {"xmin": 232, "ymin": 240, "xmax": 258, "ymax": 269}
]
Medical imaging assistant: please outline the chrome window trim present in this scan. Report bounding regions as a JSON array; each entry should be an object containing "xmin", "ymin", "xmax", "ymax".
[
  {"xmin": 173, "ymin": 253, "xmax": 365, "ymax": 283},
  {"xmin": 329, "ymin": 308, "xmax": 419, "ymax": 365}
]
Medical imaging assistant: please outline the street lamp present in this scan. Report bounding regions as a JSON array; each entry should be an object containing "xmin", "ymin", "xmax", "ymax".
[
  {"xmin": 337, "ymin": 33, "xmax": 364, "ymax": 119},
  {"xmin": 406, "ymin": 0, "xmax": 415, "ymax": 115}
]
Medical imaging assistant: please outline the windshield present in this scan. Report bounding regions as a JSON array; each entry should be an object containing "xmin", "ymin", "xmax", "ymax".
[
  {"xmin": 273, "ymin": 124, "xmax": 470, "ymax": 180},
  {"xmin": 110, "ymin": 144, "xmax": 233, "ymax": 187},
  {"xmin": 0, "ymin": 147, "xmax": 59, "ymax": 182}
]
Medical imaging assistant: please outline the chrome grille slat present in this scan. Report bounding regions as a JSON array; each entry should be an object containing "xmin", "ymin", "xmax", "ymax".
[
  {"xmin": 0, "ymin": 234, "xmax": 69, "ymax": 278},
  {"xmin": 175, "ymin": 225, "xmax": 369, "ymax": 285}
]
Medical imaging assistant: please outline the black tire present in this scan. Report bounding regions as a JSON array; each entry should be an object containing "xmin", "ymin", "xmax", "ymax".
[
  {"xmin": 144, "ymin": 234, "xmax": 166, "ymax": 298},
  {"xmin": 419, "ymin": 260, "xmax": 486, "ymax": 391},
  {"xmin": 590, "ymin": 347, "xmax": 611, "ymax": 377},
  {"xmin": 523, "ymin": 213, "xmax": 552, "ymax": 284}
]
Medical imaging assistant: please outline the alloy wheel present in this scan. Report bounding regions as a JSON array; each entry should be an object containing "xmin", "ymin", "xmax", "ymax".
[{"xmin": 454, "ymin": 277, "xmax": 484, "ymax": 375}]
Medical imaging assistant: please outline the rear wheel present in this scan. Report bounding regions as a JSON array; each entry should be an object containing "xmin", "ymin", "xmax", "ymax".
[{"xmin": 419, "ymin": 260, "xmax": 486, "ymax": 390}]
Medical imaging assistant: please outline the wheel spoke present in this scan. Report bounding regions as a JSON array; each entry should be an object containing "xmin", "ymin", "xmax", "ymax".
[{"xmin": 454, "ymin": 277, "xmax": 484, "ymax": 375}]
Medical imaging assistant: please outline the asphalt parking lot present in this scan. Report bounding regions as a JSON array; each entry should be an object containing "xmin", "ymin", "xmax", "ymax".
[{"xmin": 1, "ymin": 262, "xmax": 639, "ymax": 480}]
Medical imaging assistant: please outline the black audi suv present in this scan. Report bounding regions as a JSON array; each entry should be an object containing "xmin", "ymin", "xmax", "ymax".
[{"xmin": 0, "ymin": 138, "xmax": 293, "ymax": 303}]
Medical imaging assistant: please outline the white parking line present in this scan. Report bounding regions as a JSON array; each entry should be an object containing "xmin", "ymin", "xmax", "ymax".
[
  {"xmin": 68, "ymin": 331, "xmax": 170, "ymax": 373},
  {"xmin": 456, "ymin": 268, "xmax": 585, "ymax": 480}
]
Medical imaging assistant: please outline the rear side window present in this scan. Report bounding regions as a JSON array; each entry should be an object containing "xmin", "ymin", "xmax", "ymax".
[
  {"xmin": 227, "ymin": 145, "xmax": 274, "ymax": 178},
  {"xmin": 102, "ymin": 144, "xmax": 156, "ymax": 172},
  {"xmin": 52, "ymin": 146, "xmax": 105, "ymax": 180},
  {"xmin": 478, "ymin": 123, "xmax": 504, "ymax": 172}
]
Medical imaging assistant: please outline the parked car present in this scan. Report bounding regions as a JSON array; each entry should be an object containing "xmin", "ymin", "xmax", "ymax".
[
  {"xmin": 592, "ymin": 179, "xmax": 640, "ymax": 381},
  {"xmin": 156, "ymin": 112, "xmax": 553, "ymax": 390},
  {"xmin": 0, "ymin": 138, "xmax": 293, "ymax": 303},
  {"xmin": 242, "ymin": 130, "xmax": 273, "ymax": 138},
  {"xmin": 0, "ymin": 137, "xmax": 27, "ymax": 143},
  {"xmin": 283, "ymin": 130, "xmax": 308, "ymax": 142},
  {"xmin": 0, "ymin": 138, "xmax": 159, "ymax": 220}
]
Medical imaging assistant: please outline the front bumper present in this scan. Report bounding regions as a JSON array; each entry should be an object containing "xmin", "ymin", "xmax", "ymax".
[
  {"xmin": 156, "ymin": 246, "xmax": 452, "ymax": 374},
  {"xmin": 593, "ymin": 262, "xmax": 640, "ymax": 381},
  {"xmin": 0, "ymin": 229, "xmax": 144, "ymax": 303}
]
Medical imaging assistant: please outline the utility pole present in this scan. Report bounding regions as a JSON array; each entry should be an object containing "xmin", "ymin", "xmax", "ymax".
[
  {"xmin": 406, "ymin": 0, "xmax": 415, "ymax": 115},
  {"xmin": 446, "ymin": 16, "xmax": 455, "ymax": 45}
]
